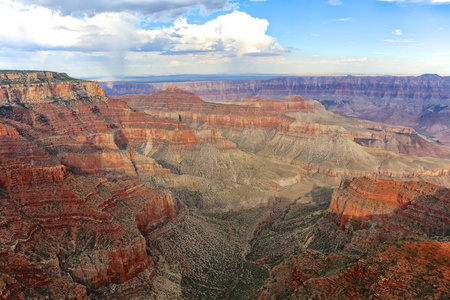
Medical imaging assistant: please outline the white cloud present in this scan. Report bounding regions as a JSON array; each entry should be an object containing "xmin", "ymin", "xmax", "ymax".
[
  {"xmin": 322, "ymin": 18, "xmax": 353, "ymax": 24},
  {"xmin": 0, "ymin": 1, "xmax": 284, "ymax": 78},
  {"xmin": 138, "ymin": 11, "xmax": 285, "ymax": 57},
  {"xmin": 383, "ymin": 38, "xmax": 414, "ymax": 42},
  {"xmin": 169, "ymin": 60, "xmax": 185, "ymax": 66},
  {"xmin": 15, "ymin": 0, "xmax": 235, "ymax": 18},
  {"xmin": 338, "ymin": 56, "xmax": 369, "ymax": 63},
  {"xmin": 0, "ymin": 1, "xmax": 283, "ymax": 57},
  {"xmin": 0, "ymin": 0, "xmax": 140, "ymax": 51},
  {"xmin": 199, "ymin": 57, "xmax": 231, "ymax": 64},
  {"xmin": 392, "ymin": 29, "xmax": 403, "ymax": 35},
  {"xmin": 328, "ymin": 0, "xmax": 343, "ymax": 5}
]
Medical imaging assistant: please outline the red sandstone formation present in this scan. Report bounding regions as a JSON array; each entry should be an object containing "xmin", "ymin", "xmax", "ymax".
[
  {"xmin": 119, "ymin": 87, "xmax": 296, "ymax": 131},
  {"xmin": 261, "ymin": 239, "xmax": 450, "ymax": 300},
  {"xmin": 230, "ymin": 95, "xmax": 315, "ymax": 112},
  {"xmin": 331, "ymin": 177, "xmax": 450, "ymax": 228},
  {"xmin": 103, "ymin": 75, "xmax": 450, "ymax": 145},
  {"xmin": 124, "ymin": 90, "xmax": 450, "ymax": 188},
  {"xmin": 0, "ymin": 71, "xmax": 186, "ymax": 298},
  {"xmin": 328, "ymin": 177, "xmax": 450, "ymax": 251},
  {"xmin": 0, "ymin": 75, "xmax": 223, "ymax": 179},
  {"xmin": 0, "ymin": 159, "xmax": 177, "ymax": 298},
  {"xmin": 119, "ymin": 88, "xmax": 450, "ymax": 162},
  {"xmin": 0, "ymin": 71, "xmax": 105, "ymax": 104},
  {"xmin": 258, "ymin": 177, "xmax": 449, "ymax": 299}
]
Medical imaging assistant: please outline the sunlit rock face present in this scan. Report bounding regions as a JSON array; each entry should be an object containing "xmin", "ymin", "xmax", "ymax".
[
  {"xmin": 0, "ymin": 72, "xmax": 205, "ymax": 179},
  {"xmin": 105, "ymin": 75, "xmax": 450, "ymax": 145},
  {"xmin": 0, "ymin": 159, "xmax": 178, "ymax": 298},
  {"xmin": 257, "ymin": 178, "xmax": 449, "ymax": 300},
  {"xmin": 0, "ymin": 71, "xmax": 105, "ymax": 104},
  {"xmin": 119, "ymin": 87, "xmax": 450, "ymax": 187},
  {"xmin": 0, "ymin": 70, "xmax": 449, "ymax": 299},
  {"xmin": 330, "ymin": 177, "xmax": 450, "ymax": 239},
  {"xmin": 0, "ymin": 71, "xmax": 182, "ymax": 298}
]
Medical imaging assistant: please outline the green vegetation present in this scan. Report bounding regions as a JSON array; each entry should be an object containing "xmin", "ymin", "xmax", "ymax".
[{"xmin": 0, "ymin": 70, "xmax": 84, "ymax": 87}]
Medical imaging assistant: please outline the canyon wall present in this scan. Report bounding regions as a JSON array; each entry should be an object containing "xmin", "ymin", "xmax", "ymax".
[
  {"xmin": 256, "ymin": 177, "xmax": 449, "ymax": 300},
  {"xmin": 119, "ymin": 88, "xmax": 450, "ymax": 186},
  {"xmin": 0, "ymin": 160, "xmax": 178, "ymax": 298},
  {"xmin": 104, "ymin": 74, "xmax": 450, "ymax": 105},
  {"xmin": 0, "ymin": 71, "xmax": 105, "ymax": 103},
  {"xmin": 330, "ymin": 177, "xmax": 450, "ymax": 240},
  {"xmin": 0, "ymin": 71, "xmax": 183, "ymax": 298},
  {"xmin": 1, "ymin": 71, "xmax": 449, "ymax": 299},
  {"xmin": 103, "ymin": 74, "xmax": 450, "ymax": 145}
]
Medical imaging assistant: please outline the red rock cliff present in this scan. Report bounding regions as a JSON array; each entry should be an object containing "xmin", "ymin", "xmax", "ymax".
[
  {"xmin": 104, "ymin": 75, "xmax": 450, "ymax": 145},
  {"xmin": 0, "ymin": 159, "xmax": 178, "ymax": 298},
  {"xmin": 329, "ymin": 177, "xmax": 450, "ymax": 250},
  {"xmin": 0, "ymin": 71, "xmax": 105, "ymax": 104},
  {"xmin": 119, "ymin": 88, "xmax": 296, "ymax": 131}
]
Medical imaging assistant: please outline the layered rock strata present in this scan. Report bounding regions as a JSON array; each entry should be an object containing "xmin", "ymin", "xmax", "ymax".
[
  {"xmin": 261, "ymin": 239, "xmax": 450, "ymax": 300},
  {"xmin": 330, "ymin": 177, "xmax": 450, "ymax": 249},
  {"xmin": 255, "ymin": 179, "xmax": 449, "ymax": 299},
  {"xmin": 120, "ymin": 88, "xmax": 450, "ymax": 186},
  {"xmin": 104, "ymin": 75, "xmax": 450, "ymax": 145},
  {"xmin": 0, "ymin": 159, "xmax": 177, "ymax": 298}
]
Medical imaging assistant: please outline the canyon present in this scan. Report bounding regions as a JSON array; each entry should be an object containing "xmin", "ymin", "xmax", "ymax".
[
  {"xmin": 0, "ymin": 70, "xmax": 448, "ymax": 299},
  {"xmin": 103, "ymin": 74, "xmax": 450, "ymax": 146}
]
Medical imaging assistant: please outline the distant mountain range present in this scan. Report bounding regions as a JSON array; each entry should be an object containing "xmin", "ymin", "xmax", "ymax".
[
  {"xmin": 0, "ymin": 71, "xmax": 448, "ymax": 299},
  {"xmin": 101, "ymin": 74, "xmax": 450, "ymax": 145}
]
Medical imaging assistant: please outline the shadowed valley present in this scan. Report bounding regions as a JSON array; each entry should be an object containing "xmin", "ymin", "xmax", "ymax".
[{"xmin": 0, "ymin": 71, "xmax": 448, "ymax": 299}]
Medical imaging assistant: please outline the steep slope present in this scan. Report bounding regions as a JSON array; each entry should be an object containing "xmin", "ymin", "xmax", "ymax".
[
  {"xmin": 104, "ymin": 74, "xmax": 450, "ymax": 145},
  {"xmin": 119, "ymin": 88, "xmax": 450, "ymax": 187},
  {"xmin": 0, "ymin": 71, "xmax": 105, "ymax": 103},
  {"xmin": 253, "ymin": 178, "xmax": 450, "ymax": 299},
  {"xmin": 0, "ymin": 71, "xmax": 176, "ymax": 179},
  {"xmin": 0, "ymin": 159, "xmax": 177, "ymax": 299},
  {"xmin": 0, "ymin": 71, "xmax": 191, "ymax": 298},
  {"xmin": 330, "ymin": 177, "xmax": 450, "ymax": 250},
  {"xmin": 1, "ymin": 71, "xmax": 449, "ymax": 299},
  {"xmin": 261, "ymin": 239, "xmax": 450, "ymax": 300}
]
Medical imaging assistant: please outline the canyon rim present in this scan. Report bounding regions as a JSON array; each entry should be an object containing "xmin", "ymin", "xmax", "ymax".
[{"xmin": 0, "ymin": 70, "xmax": 448, "ymax": 299}]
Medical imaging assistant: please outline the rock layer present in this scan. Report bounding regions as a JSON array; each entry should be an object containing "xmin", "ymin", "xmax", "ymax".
[
  {"xmin": 261, "ymin": 239, "xmax": 450, "ymax": 300},
  {"xmin": 0, "ymin": 159, "xmax": 178, "ymax": 298},
  {"xmin": 120, "ymin": 88, "xmax": 450, "ymax": 185},
  {"xmin": 254, "ymin": 179, "xmax": 449, "ymax": 299},
  {"xmin": 0, "ymin": 71, "xmax": 105, "ymax": 103},
  {"xmin": 329, "ymin": 177, "xmax": 450, "ymax": 251},
  {"xmin": 1, "ymin": 70, "xmax": 449, "ymax": 299},
  {"xmin": 104, "ymin": 75, "xmax": 450, "ymax": 145}
]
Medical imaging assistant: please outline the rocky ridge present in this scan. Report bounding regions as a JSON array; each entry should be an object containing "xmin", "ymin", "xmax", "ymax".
[
  {"xmin": 0, "ymin": 70, "xmax": 449, "ymax": 299},
  {"xmin": 0, "ymin": 158, "xmax": 177, "ymax": 299},
  {"xmin": 0, "ymin": 71, "xmax": 105, "ymax": 103},
  {"xmin": 119, "ymin": 88, "xmax": 450, "ymax": 187},
  {"xmin": 103, "ymin": 75, "xmax": 450, "ymax": 145},
  {"xmin": 253, "ymin": 178, "xmax": 449, "ymax": 299}
]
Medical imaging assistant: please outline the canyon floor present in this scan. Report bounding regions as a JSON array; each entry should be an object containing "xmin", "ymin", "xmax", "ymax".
[{"xmin": 0, "ymin": 71, "xmax": 448, "ymax": 299}]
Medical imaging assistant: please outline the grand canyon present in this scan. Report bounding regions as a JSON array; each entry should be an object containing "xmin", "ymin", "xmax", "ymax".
[{"xmin": 0, "ymin": 70, "xmax": 448, "ymax": 299}]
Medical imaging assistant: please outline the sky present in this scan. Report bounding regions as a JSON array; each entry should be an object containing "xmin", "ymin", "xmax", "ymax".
[{"xmin": 0, "ymin": 0, "xmax": 450, "ymax": 79}]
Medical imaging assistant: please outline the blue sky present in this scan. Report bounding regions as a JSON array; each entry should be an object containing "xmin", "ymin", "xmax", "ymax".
[{"xmin": 0, "ymin": 0, "xmax": 449, "ymax": 78}]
